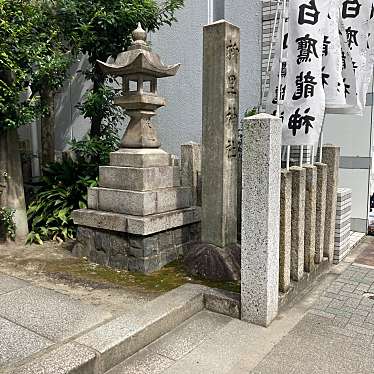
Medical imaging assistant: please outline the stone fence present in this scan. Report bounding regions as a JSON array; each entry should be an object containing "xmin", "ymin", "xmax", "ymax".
[{"xmin": 181, "ymin": 114, "xmax": 346, "ymax": 326}]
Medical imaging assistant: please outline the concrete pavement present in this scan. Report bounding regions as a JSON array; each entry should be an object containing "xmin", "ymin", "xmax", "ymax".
[
  {"xmin": 1, "ymin": 236, "xmax": 373, "ymax": 373},
  {"xmin": 0, "ymin": 274, "xmax": 113, "ymax": 371},
  {"xmin": 108, "ymin": 236, "xmax": 374, "ymax": 374}
]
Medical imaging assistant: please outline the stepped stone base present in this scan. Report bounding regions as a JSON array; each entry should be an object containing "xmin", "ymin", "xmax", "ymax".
[
  {"xmin": 73, "ymin": 148, "xmax": 201, "ymax": 273},
  {"xmin": 74, "ymin": 223, "xmax": 201, "ymax": 273}
]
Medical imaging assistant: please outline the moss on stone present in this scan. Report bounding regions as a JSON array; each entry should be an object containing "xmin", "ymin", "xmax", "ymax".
[{"xmin": 44, "ymin": 258, "xmax": 240, "ymax": 295}]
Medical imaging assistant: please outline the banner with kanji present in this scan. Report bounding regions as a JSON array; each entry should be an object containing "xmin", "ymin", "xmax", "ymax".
[
  {"xmin": 266, "ymin": 0, "xmax": 374, "ymax": 146},
  {"xmin": 330, "ymin": 0, "xmax": 374, "ymax": 114}
]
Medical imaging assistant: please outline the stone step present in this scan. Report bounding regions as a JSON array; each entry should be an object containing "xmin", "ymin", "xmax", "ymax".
[
  {"xmin": 99, "ymin": 165, "xmax": 181, "ymax": 191},
  {"xmin": 110, "ymin": 148, "xmax": 173, "ymax": 168},
  {"xmin": 105, "ymin": 311, "xmax": 232, "ymax": 374},
  {"xmin": 9, "ymin": 285, "xmax": 239, "ymax": 374},
  {"xmin": 72, "ymin": 207, "xmax": 201, "ymax": 236},
  {"xmin": 87, "ymin": 187, "xmax": 192, "ymax": 216}
]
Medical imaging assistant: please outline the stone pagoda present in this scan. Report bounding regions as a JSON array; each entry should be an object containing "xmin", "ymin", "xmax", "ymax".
[{"xmin": 72, "ymin": 24, "xmax": 201, "ymax": 273}]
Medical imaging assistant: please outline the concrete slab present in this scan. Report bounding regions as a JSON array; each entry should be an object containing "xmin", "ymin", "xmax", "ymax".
[
  {"xmin": 0, "ymin": 274, "xmax": 29, "ymax": 294},
  {"xmin": 147, "ymin": 311, "xmax": 232, "ymax": 360},
  {"xmin": 75, "ymin": 284, "xmax": 205, "ymax": 373},
  {"xmin": 161, "ymin": 319, "xmax": 264, "ymax": 374},
  {"xmin": 355, "ymin": 243, "xmax": 374, "ymax": 267},
  {"xmin": 0, "ymin": 286, "xmax": 112, "ymax": 340},
  {"xmin": 106, "ymin": 348, "xmax": 174, "ymax": 374},
  {"xmin": 8, "ymin": 342, "xmax": 97, "ymax": 374},
  {"xmin": 251, "ymin": 314, "xmax": 374, "ymax": 374},
  {"xmin": 0, "ymin": 316, "xmax": 52, "ymax": 369},
  {"xmin": 72, "ymin": 207, "xmax": 201, "ymax": 236}
]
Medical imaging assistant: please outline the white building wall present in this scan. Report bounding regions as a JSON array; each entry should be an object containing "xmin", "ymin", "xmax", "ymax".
[{"xmin": 324, "ymin": 88, "xmax": 374, "ymax": 232}]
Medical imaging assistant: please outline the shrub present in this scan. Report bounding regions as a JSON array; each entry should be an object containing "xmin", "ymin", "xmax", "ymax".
[
  {"xmin": 26, "ymin": 158, "xmax": 98, "ymax": 244},
  {"xmin": 0, "ymin": 207, "xmax": 16, "ymax": 241}
]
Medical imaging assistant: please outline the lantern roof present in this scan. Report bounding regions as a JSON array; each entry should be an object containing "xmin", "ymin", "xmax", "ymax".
[{"xmin": 97, "ymin": 23, "xmax": 180, "ymax": 78}]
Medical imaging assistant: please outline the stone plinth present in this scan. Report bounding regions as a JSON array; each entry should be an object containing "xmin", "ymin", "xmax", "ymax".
[
  {"xmin": 315, "ymin": 162, "xmax": 327, "ymax": 264},
  {"xmin": 279, "ymin": 170, "xmax": 292, "ymax": 293},
  {"xmin": 304, "ymin": 165, "xmax": 317, "ymax": 273},
  {"xmin": 290, "ymin": 166, "xmax": 306, "ymax": 282},
  {"xmin": 73, "ymin": 148, "xmax": 200, "ymax": 273},
  {"xmin": 241, "ymin": 114, "xmax": 281, "ymax": 327},
  {"xmin": 322, "ymin": 145, "xmax": 340, "ymax": 262},
  {"xmin": 74, "ymin": 224, "xmax": 200, "ymax": 273}
]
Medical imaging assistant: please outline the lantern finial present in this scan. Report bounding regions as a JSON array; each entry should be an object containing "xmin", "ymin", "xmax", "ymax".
[{"xmin": 132, "ymin": 23, "xmax": 147, "ymax": 46}]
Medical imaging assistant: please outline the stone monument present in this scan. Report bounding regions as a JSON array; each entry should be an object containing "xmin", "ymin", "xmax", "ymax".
[
  {"xmin": 72, "ymin": 24, "xmax": 201, "ymax": 272},
  {"xmin": 184, "ymin": 21, "xmax": 240, "ymax": 281}
]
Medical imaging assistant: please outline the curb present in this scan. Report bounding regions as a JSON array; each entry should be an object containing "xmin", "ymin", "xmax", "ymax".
[{"xmin": 7, "ymin": 284, "xmax": 239, "ymax": 374}]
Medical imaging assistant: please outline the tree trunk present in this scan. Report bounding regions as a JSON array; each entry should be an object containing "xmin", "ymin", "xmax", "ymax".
[
  {"xmin": 89, "ymin": 68, "xmax": 105, "ymax": 138},
  {"xmin": 0, "ymin": 128, "xmax": 29, "ymax": 242},
  {"xmin": 40, "ymin": 87, "xmax": 55, "ymax": 169}
]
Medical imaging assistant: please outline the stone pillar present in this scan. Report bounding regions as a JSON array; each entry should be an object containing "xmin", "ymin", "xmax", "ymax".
[
  {"xmin": 314, "ymin": 162, "xmax": 327, "ymax": 264},
  {"xmin": 304, "ymin": 165, "xmax": 317, "ymax": 273},
  {"xmin": 279, "ymin": 170, "xmax": 292, "ymax": 293},
  {"xmin": 181, "ymin": 143, "xmax": 201, "ymax": 205},
  {"xmin": 241, "ymin": 114, "xmax": 281, "ymax": 327},
  {"xmin": 201, "ymin": 20, "xmax": 239, "ymax": 248},
  {"xmin": 322, "ymin": 145, "xmax": 340, "ymax": 262},
  {"xmin": 290, "ymin": 166, "xmax": 306, "ymax": 282}
]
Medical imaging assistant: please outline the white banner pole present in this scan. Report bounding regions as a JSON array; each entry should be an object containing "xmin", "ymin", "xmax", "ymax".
[
  {"xmin": 286, "ymin": 145, "xmax": 291, "ymax": 170},
  {"xmin": 261, "ymin": 0, "xmax": 282, "ymax": 111},
  {"xmin": 300, "ymin": 145, "xmax": 304, "ymax": 167},
  {"xmin": 276, "ymin": 0, "xmax": 287, "ymax": 117}
]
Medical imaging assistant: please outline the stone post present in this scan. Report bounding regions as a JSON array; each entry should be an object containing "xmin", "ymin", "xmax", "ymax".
[
  {"xmin": 314, "ymin": 162, "xmax": 327, "ymax": 264},
  {"xmin": 304, "ymin": 165, "xmax": 317, "ymax": 273},
  {"xmin": 201, "ymin": 20, "xmax": 239, "ymax": 248},
  {"xmin": 181, "ymin": 143, "xmax": 201, "ymax": 205},
  {"xmin": 184, "ymin": 21, "xmax": 241, "ymax": 281},
  {"xmin": 241, "ymin": 114, "xmax": 282, "ymax": 327},
  {"xmin": 290, "ymin": 166, "xmax": 306, "ymax": 282},
  {"xmin": 322, "ymin": 145, "xmax": 340, "ymax": 262},
  {"xmin": 279, "ymin": 170, "xmax": 292, "ymax": 293}
]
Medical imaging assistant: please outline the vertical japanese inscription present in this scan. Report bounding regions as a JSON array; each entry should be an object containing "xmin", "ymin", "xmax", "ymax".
[{"xmin": 225, "ymin": 35, "xmax": 240, "ymax": 160}]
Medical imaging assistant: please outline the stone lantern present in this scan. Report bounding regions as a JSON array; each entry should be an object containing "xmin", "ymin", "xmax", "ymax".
[
  {"xmin": 72, "ymin": 24, "xmax": 201, "ymax": 274},
  {"xmin": 97, "ymin": 23, "xmax": 180, "ymax": 148}
]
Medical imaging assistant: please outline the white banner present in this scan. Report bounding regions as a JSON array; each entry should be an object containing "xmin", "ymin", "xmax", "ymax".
[
  {"xmin": 323, "ymin": 0, "xmax": 348, "ymax": 109},
  {"xmin": 266, "ymin": 15, "xmax": 289, "ymax": 118},
  {"xmin": 282, "ymin": 0, "xmax": 333, "ymax": 146},
  {"xmin": 266, "ymin": 0, "xmax": 374, "ymax": 146}
]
